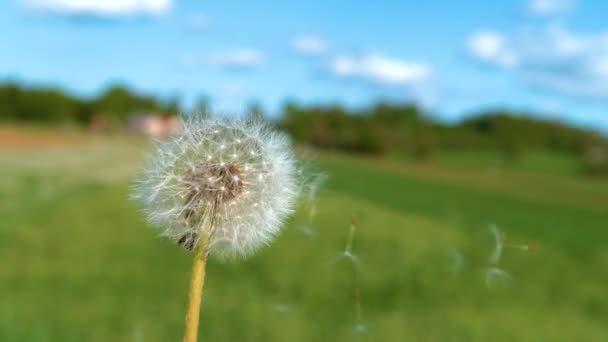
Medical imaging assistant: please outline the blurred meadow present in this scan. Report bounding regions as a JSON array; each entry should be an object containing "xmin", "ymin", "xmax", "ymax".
[
  {"xmin": 1, "ymin": 126, "xmax": 607, "ymax": 341},
  {"xmin": 3, "ymin": 0, "xmax": 608, "ymax": 341}
]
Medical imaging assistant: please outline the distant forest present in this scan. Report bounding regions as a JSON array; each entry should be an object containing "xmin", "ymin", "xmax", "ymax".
[
  {"xmin": 1, "ymin": 82, "xmax": 607, "ymax": 176},
  {"xmin": 0, "ymin": 82, "xmax": 179, "ymax": 124}
]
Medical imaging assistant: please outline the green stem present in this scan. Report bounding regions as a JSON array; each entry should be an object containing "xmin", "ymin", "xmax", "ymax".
[{"xmin": 183, "ymin": 232, "xmax": 209, "ymax": 342}]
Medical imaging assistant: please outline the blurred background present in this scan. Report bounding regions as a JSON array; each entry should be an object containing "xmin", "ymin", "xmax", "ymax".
[{"xmin": 1, "ymin": 0, "xmax": 607, "ymax": 341}]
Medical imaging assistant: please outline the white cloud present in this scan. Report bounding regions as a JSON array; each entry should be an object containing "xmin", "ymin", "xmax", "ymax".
[
  {"xmin": 528, "ymin": 0, "xmax": 575, "ymax": 16},
  {"xmin": 467, "ymin": 24, "xmax": 608, "ymax": 97},
  {"xmin": 208, "ymin": 49, "xmax": 266, "ymax": 70},
  {"xmin": 24, "ymin": 0, "xmax": 171, "ymax": 17},
  {"xmin": 328, "ymin": 54, "xmax": 431, "ymax": 86},
  {"xmin": 292, "ymin": 35, "xmax": 328, "ymax": 55},
  {"xmin": 594, "ymin": 58, "xmax": 608, "ymax": 76},
  {"xmin": 468, "ymin": 31, "xmax": 517, "ymax": 67}
]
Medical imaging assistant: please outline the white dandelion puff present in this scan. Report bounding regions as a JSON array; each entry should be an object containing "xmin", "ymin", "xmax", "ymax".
[{"xmin": 134, "ymin": 115, "xmax": 300, "ymax": 259}]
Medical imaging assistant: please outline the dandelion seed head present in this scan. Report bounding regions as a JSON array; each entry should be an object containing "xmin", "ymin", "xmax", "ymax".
[{"xmin": 134, "ymin": 116, "xmax": 300, "ymax": 259}]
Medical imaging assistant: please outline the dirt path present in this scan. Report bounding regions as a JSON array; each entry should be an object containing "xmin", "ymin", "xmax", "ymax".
[{"xmin": 0, "ymin": 126, "xmax": 94, "ymax": 150}]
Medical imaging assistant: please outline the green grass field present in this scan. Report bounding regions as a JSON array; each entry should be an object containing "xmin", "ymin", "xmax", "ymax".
[{"xmin": 1, "ymin": 133, "xmax": 607, "ymax": 341}]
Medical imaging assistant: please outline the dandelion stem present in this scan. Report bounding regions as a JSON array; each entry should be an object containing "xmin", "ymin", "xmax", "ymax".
[{"xmin": 184, "ymin": 232, "xmax": 209, "ymax": 342}]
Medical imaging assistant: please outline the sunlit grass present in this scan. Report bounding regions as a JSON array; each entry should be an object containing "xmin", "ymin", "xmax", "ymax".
[{"xmin": 1, "ymin": 136, "xmax": 607, "ymax": 341}]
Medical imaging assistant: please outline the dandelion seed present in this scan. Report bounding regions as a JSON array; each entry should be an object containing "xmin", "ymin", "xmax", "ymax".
[
  {"xmin": 133, "ymin": 115, "xmax": 301, "ymax": 342},
  {"xmin": 295, "ymin": 172, "xmax": 326, "ymax": 237},
  {"xmin": 308, "ymin": 205, "xmax": 317, "ymax": 224},
  {"xmin": 483, "ymin": 224, "xmax": 536, "ymax": 288},
  {"xmin": 295, "ymin": 203, "xmax": 318, "ymax": 238},
  {"xmin": 272, "ymin": 303, "xmax": 292, "ymax": 313},
  {"xmin": 344, "ymin": 216, "xmax": 358, "ymax": 255},
  {"xmin": 303, "ymin": 171, "xmax": 327, "ymax": 203},
  {"xmin": 504, "ymin": 242, "xmax": 538, "ymax": 252},
  {"xmin": 484, "ymin": 267, "xmax": 513, "ymax": 288},
  {"xmin": 352, "ymin": 288, "xmax": 367, "ymax": 334},
  {"xmin": 489, "ymin": 224, "xmax": 537, "ymax": 263},
  {"xmin": 133, "ymin": 322, "xmax": 144, "ymax": 342},
  {"xmin": 296, "ymin": 223, "xmax": 316, "ymax": 238},
  {"xmin": 450, "ymin": 249, "xmax": 466, "ymax": 273},
  {"xmin": 489, "ymin": 223, "xmax": 504, "ymax": 265},
  {"xmin": 271, "ymin": 289, "xmax": 293, "ymax": 313},
  {"xmin": 329, "ymin": 216, "xmax": 361, "ymax": 267}
]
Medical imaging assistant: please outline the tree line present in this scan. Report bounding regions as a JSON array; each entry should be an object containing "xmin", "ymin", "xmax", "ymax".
[
  {"xmin": 1, "ymin": 82, "xmax": 607, "ymax": 176},
  {"xmin": 280, "ymin": 101, "xmax": 608, "ymax": 176},
  {"xmin": 0, "ymin": 82, "xmax": 178, "ymax": 124}
]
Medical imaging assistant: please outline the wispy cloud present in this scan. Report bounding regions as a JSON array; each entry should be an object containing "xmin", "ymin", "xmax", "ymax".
[
  {"xmin": 467, "ymin": 24, "xmax": 608, "ymax": 97},
  {"xmin": 208, "ymin": 49, "xmax": 266, "ymax": 70},
  {"xmin": 527, "ymin": 0, "xmax": 576, "ymax": 16},
  {"xmin": 292, "ymin": 35, "xmax": 328, "ymax": 55},
  {"xmin": 327, "ymin": 54, "xmax": 431, "ymax": 86},
  {"xmin": 23, "ymin": 0, "xmax": 171, "ymax": 17},
  {"xmin": 468, "ymin": 31, "xmax": 517, "ymax": 67}
]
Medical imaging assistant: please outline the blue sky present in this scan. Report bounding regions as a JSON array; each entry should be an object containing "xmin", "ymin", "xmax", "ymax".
[{"xmin": 1, "ymin": 0, "xmax": 608, "ymax": 132}]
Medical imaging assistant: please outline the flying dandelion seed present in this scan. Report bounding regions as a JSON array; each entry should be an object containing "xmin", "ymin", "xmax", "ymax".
[
  {"xmin": 272, "ymin": 303, "xmax": 292, "ymax": 313},
  {"xmin": 133, "ymin": 115, "xmax": 300, "ymax": 342},
  {"xmin": 270, "ymin": 288, "xmax": 294, "ymax": 313},
  {"xmin": 489, "ymin": 223, "xmax": 504, "ymax": 265},
  {"xmin": 295, "ymin": 207, "xmax": 317, "ymax": 238},
  {"xmin": 132, "ymin": 322, "xmax": 143, "ymax": 342},
  {"xmin": 344, "ymin": 216, "xmax": 357, "ymax": 256},
  {"xmin": 484, "ymin": 267, "xmax": 513, "ymax": 288},
  {"xmin": 303, "ymin": 171, "xmax": 327, "ymax": 203},
  {"xmin": 450, "ymin": 249, "xmax": 466, "ymax": 274},
  {"xmin": 449, "ymin": 224, "xmax": 536, "ymax": 288},
  {"xmin": 352, "ymin": 287, "xmax": 367, "ymax": 335},
  {"xmin": 484, "ymin": 224, "xmax": 512, "ymax": 288},
  {"xmin": 295, "ymin": 171, "xmax": 327, "ymax": 238},
  {"xmin": 329, "ymin": 216, "xmax": 361, "ymax": 267},
  {"xmin": 483, "ymin": 224, "xmax": 537, "ymax": 288}
]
